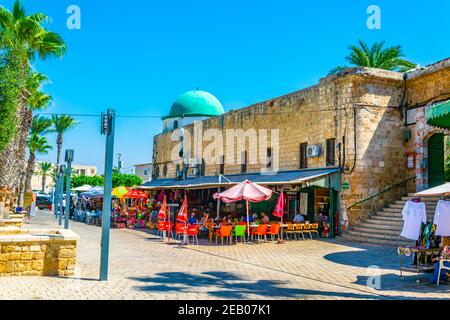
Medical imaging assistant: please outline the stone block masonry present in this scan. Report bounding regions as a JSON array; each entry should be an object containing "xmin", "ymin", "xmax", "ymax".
[{"xmin": 0, "ymin": 229, "xmax": 79, "ymax": 277}]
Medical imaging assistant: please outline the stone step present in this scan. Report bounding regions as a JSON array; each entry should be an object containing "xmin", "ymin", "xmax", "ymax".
[
  {"xmin": 370, "ymin": 215, "xmax": 404, "ymax": 222},
  {"xmin": 358, "ymin": 221, "xmax": 403, "ymax": 231},
  {"xmin": 397, "ymin": 199, "xmax": 439, "ymax": 205},
  {"xmin": 388, "ymin": 204, "xmax": 436, "ymax": 212},
  {"xmin": 375, "ymin": 211, "xmax": 434, "ymax": 219},
  {"xmin": 383, "ymin": 207, "xmax": 435, "ymax": 214},
  {"xmin": 363, "ymin": 219, "xmax": 403, "ymax": 227},
  {"xmin": 353, "ymin": 226, "xmax": 401, "ymax": 236},
  {"xmin": 407, "ymin": 194, "xmax": 441, "ymax": 201},
  {"xmin": 346, "ymin": 229, "xmax": 410, "ymax": 242},
  {"xmin": 337, "ymin": 233, "xmax": 413, "ymax": 247}
]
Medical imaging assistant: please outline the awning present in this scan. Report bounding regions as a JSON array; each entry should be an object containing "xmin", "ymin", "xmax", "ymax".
[
  {"xmin": 426, "ymin": 100, "xmax": 450, "ymax": 129},
  {"xmin": 139, "ymin": 167, "xmax": 341, "ymax": 190}
]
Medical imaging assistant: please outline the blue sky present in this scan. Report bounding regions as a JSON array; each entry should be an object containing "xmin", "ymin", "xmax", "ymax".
[{"xmin": 7, "ymin": 0, "xmax": 450, "ymax": 173}]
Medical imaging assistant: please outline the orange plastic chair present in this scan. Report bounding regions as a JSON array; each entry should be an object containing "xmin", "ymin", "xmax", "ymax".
[
  {"xmin": 267, "ymin": 224, "xmax": 281, "ymax": 241},
  {"xmin": 251, "ymin": 224, "xmax": 268, "ymax": 243},
  {"xmin": 216, "ymin": 225, "xmax": 233, "ymax": 245},
  {"xmin": 157, "ymin": 221, "xmax": 165, "ymax": 237}
]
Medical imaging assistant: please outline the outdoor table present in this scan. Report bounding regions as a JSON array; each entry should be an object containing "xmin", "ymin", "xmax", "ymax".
[{"xmin": 398, "ymin": 246, "xmax": 442, "ymax": 282}]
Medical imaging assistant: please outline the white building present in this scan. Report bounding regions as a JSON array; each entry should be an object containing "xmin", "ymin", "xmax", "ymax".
[{"xmin": 134, "ymin": 163, "xmax": 153, "ymax": 182}]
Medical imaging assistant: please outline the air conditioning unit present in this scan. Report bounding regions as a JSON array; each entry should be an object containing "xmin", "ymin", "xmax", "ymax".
[{"xmin": 307, "ymin": 145, "xmax": 321, "ymax": 158}]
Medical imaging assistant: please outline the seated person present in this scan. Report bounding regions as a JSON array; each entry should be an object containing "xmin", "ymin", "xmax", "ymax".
[
  {"xmin": 242, "ymin": 215, "xmax": 254, "ymax": 223},
  {"xmin": 293, "ymin": 213, "xmax": 305, "ymax": 223},
  {"xmin": 188, "ymin": 213, "xmax": 198, "ymax": 225},
  {"xmin": 261, "ymin": 212, "xmax": 270, "ymax": 224},
  {"xmin": 430, "ymin": 245, "xmax": 450, "ymax": 284}
]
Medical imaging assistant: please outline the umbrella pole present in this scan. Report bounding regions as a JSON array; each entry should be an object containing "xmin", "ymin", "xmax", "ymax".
[{"xmin": 246, "ymin": 200, "xmax": 250, "ymax": 242}]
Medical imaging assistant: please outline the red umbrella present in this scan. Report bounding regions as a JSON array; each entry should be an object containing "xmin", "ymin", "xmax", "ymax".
[
  {"xmin": 272, "ymin": 192, "xmax": 285, "ymax": 240},
  {"xmin": 177, "ymin": 195, "xmax": 188, "ymax": 224},
  {"xmin": 123, "ymin": 189, "xmax": 148, "ymax": 199},
  {"xmin": 157, "ymin": 195, "xmax": 167, "ymax": 220},
  {"xmin": 214, "ymin": 180, "xmax": 273, "ymax": 240}
]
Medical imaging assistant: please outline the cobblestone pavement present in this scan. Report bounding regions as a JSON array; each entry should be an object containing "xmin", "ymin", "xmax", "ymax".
[{"xmin": 1, "ymin": 210, "xmax": 449, "ymax": 300}]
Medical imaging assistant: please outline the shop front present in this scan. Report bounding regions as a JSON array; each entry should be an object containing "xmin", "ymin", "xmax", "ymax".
[{"xmin": 140, "ymin": 167, "xmax": 341, "ymax": 238}]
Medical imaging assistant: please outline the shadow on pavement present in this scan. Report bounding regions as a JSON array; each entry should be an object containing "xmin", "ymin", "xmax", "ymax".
[{"xmin": 129, "ymin": 271, "xmax": 431, "ymax": 300}]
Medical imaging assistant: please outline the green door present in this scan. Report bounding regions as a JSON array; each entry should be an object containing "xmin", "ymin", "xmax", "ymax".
[{"xmin": 428, "ymin": 133, "xmax": 445, "ymax": 188}]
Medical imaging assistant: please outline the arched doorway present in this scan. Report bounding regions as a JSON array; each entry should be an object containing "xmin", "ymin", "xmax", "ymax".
[{"xmin": 427, "ymin": 133, "xmax": 445, "ymax": 188}]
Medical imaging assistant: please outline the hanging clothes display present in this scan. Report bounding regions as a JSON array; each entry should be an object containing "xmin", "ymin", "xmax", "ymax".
[
  {"xmin": 434, "ymin": 200, "xmax": 450, "ymax": 237},
  {"xmin": 400, "ymin": 200, "xmax": 427, "ymax": 241}
]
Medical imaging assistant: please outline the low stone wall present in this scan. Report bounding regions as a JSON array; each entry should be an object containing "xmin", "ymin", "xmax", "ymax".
[
  {"xmin": 0, "ymin": 218, "xmax": 24, "ymax": 228},
  {"xmin": 0, "ymin": 228, "xmax": 79, "ymax": 277}
]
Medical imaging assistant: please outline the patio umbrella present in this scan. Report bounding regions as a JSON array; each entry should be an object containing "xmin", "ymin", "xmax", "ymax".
[
  {"xmin": 72, "ymin": 185, "xmax": 92, "ymax": 192},
  {"xmin": 112, "ymin": 186, "xmax": 130, "ymax": 198},
  {"xmin": 272, "ymin": 191, "xmax": 285, "ymax": 240},
  {"xmin": 123, "ymin": 189, "xmax": 148, "ymax": 199},
  {"xmin": 177, "ymin": 195, "xmax": 188, "ymax": 224},
  {"xmin": 415, "ymin": 183, "xmax": 450, "ymax": 197},
  {"xmin": 158, "ymin": 195, "xmax": 167, "ymax": 220},
  {"xmin": 214, "ymin": 180, "xmax": 273, "ymax": 239}
]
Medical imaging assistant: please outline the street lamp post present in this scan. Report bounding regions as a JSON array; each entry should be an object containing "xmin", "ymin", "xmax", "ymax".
[
  {"xmin": 54, "ymin": 169, "xmax": 59, "ymax": 219},
  {"xmin": 64, "ymin": 150, "xmax": 74, "ymax": 229},
  {"xmin": 100, "ymin": 109, "xmax": 115, "ymax": 281}
]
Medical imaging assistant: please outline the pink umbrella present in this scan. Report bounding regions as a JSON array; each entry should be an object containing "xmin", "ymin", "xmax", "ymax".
[
  {"xmin": 214, "ymin": 180, "xmax": 273, "ymax": 240},
  {"xmin": 272, "ymin": 192, "xmax": 285, "ymax": 241}
]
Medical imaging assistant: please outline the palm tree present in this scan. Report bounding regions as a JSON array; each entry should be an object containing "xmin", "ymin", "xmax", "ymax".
[
  {"xmin": 24, "ymin": 134, "xmax": 52, "ymax": 192},
  {"xmin": 38, "ymin": 162, "xmax": 53, "ymax": 192},
  {"xmin": 328, "ymin": 40, "xmax": 416, "ymax": 75},
  {"xmin": 51, "ymin": 115, "xmax": 79, "ymax": 165},
  {"xmin": 0, "ymin": 0, "xmax": 66, "ymax": 191}
]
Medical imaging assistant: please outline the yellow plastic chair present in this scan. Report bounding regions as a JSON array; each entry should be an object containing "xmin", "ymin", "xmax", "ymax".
[{"xmin": 285, "ymin": 224, "xmax": 297, "ymax": 240}]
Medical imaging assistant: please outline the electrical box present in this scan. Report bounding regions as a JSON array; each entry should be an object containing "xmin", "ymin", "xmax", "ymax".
[{"xmin": 307, "ymin": 145, "xmax": 321, "ymax": 158}]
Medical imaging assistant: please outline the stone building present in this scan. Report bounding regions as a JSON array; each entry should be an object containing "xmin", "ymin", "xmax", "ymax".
[{"xmin": 145, "ymin": 58, "xmax": 450, "ymax": 241}]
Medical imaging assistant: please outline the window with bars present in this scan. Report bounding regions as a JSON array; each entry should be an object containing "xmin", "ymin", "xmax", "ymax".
[
  {"xmin": 219, "ymin": 155, "xmax": 225, "ymax": 175},
  {"xmin": 241, "ymin": 151, "xmax": 247, "ymax": 173},
  {"xmin": 299, "ymin": 143, "xmax": 308, "ymax": 169}
]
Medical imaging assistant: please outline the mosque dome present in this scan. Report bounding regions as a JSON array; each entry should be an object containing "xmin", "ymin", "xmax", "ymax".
[{"xmin": 162, "ymin": 90, "xmax": 224, "ymax": 120}]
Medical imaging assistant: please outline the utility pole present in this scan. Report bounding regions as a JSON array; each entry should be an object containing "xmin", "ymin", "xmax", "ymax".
[
  {"xmin": 64, "ymin": 150, "xmax": 74, "ymax": 229},
  {"xmin": 58, "ymin": 165, "xmax": 66, "ymax": 226},
  {"xmin": 54, "ymin": 172, "xmax": 59, "ymax": 219},
  {"xmin": 100, "ymin": 109, "xmax": 115, "ymax": 281}
]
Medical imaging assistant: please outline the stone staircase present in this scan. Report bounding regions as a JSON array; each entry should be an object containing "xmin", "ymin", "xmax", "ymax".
[{"xmin": 338, "ymin": 194, "xmax": 440, "ymax": 247}]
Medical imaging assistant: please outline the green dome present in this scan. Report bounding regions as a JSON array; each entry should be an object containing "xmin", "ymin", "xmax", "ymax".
[{"xmin": 162, "ymin": 90, "xmax": 224, "ymax": 120}]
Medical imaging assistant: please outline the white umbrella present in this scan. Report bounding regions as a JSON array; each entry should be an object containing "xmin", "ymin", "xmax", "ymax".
[
  {"xmin": 72, "ymin": 185, "xmax": 92, "ymax": 192},
  {"xmin": 415, "ymin": 183, "xmax": 450, "ymax": 197}
]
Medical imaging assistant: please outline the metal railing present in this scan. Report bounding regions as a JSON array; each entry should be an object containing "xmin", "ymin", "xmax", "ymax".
[{"xmin": 347, "ymin": 176, "xmax": 416, "ymax": 222}]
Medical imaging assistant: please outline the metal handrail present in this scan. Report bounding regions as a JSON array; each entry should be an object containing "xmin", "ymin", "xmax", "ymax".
[{"xmin": 347, "ymin": 176, "xmax": 416, "ymax": 210}]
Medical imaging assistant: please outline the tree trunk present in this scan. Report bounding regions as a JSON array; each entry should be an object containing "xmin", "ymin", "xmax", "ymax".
[
  {"xmin": 56, "ymin": 134, "xmax": 63, "ymax": 165},
  {"xmin": 42, "ymin": 174, "xmax": 47, "ymax": 193},
  {"xmin": 0, "ymin": 96, "xmax": 30, "ymax": 192},
  {"xmin": 24, "ymin": 152, "xmax": 35, "ymax": 193}
]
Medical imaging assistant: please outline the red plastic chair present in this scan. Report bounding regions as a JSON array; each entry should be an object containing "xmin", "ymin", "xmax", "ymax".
[
  {"xmin": 186, "ymin": 224, "xmax": 199, "ymax": 245},
  {"xmin": 175, "ymin": 224, "xmax": 187, "ymax": 241},
  {"xmin": 251, "ymin": 224, "xmax": 268, "ymax": 243},
  {"xmin": 266, "ymin": 224, "xmax": 281, "ymax": 241}
]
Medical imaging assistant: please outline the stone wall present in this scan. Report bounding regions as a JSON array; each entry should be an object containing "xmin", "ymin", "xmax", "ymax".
[
  {"xmin": 0, "ymin": 229, "xmax": 78, "ymax": 277},
  {"xmin": 152, "ymin": 60, "xmax": 450, "ymax": 227}
]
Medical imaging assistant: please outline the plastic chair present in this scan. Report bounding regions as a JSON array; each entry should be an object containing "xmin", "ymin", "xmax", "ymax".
[
  {"xmin": 157, "ymin": 221, "xmax": 165, "ymax": 237},
  {"xmin": 186, "ymin": 224, "xmax": 199, "ymax": 245},
  {"xmin": 285, "ymin": 224, "xmax": 297, "ymax": 240},
  {"xmin": 175, "ymin": 224, "xmax": 187, "ymax": 241},
  {"xmin": 267, "ymin": 224, "xmax": 281, "ymax": 241},
  {"xmin": 437, "ymin": 260, "xmax": 450, "ymax": 285},
  {"xmin": 251, "ymin": 224, "xmax": 268, "ymax": 243},
  {"xmin": 310, "ymin": 223, "xmax": 320, "ymax": 238},
  {"xmin": 295, "ymin": 224, "xmax": 306, "ymax": 240},
  {"xmin": 303, "ymin": 223, "xmax": 313, "ymax": 239},
  {"xmin": 232, "ymin": 225, "xmax": 247, "ymax": 243},
  {"xmin": 216, "ymin": 225, "xmax": 233, "ymax": 245}
]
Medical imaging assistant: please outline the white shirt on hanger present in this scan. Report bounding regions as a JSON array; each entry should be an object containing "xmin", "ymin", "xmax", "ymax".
[
  {"xmin": 433, "ymin": 200, "xmax": 450, "ymax": 237},
  {"xmin": 401, "ymin": 200, "xmax": 427, "ymax": 241}
]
